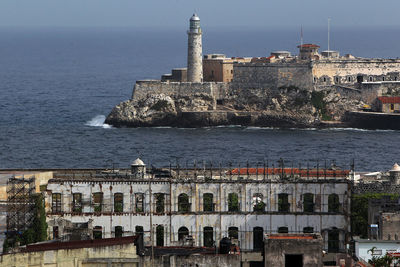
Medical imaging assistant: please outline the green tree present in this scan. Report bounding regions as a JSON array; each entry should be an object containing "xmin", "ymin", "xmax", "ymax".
[
  {"xmin": 351, "ymin": 193, "xmax": 398, "ymax": 238},
  {"xmin": 3, "ymin": 194, "xmax": 48, "ymax": 252}
]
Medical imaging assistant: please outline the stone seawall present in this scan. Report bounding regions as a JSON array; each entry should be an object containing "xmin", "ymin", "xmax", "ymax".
[
  {"xmin": 133, "ymin": 80, "xmax": 229, "ymax": 102},
  {"xmin": 344, "ymin": 111, "xmax": 400, "ymax": 130}
]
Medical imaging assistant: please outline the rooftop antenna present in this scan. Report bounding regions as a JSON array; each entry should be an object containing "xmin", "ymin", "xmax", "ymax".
[{"xmin": 327, "ymin": 18, "xmax": 331, "ymax": 55}]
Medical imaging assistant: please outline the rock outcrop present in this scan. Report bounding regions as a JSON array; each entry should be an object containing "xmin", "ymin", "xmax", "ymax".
[{"xmin": 105, "ymin": 86, "xmax": 365, "ymax": 128}]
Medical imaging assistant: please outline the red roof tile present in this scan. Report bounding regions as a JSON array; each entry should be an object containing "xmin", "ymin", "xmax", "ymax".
[
  {"xmin": 378, "ymin": 96, "xmax": 400, "ymax": 104},
  {"xmin": 228, "ymin": 168, "xmax": 349, "ymax": 178},
  {"xmin": 297, "ymin": 44, "xmax": 320, "ymax": 48}
]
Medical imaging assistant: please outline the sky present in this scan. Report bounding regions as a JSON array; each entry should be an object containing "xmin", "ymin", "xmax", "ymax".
[{"xmin": 1, "ymin": 0, "xmax": 400, "ymax": 29}]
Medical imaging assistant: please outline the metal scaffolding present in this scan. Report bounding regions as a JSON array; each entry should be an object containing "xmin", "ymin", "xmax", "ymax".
[{"xmin": 6, "ymin": 177, "xmax": 36, "ymax": 238}]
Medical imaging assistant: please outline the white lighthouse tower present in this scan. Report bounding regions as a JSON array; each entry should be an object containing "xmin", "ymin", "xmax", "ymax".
[{"xmin": 187, "ymin": 14, "xmax": 203, "ymax": 83}]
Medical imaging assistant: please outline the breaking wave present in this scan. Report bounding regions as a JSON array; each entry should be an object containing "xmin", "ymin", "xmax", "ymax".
[{"xmin": 85, "ymin": 115, "xmax": 112, "ymax": 129}]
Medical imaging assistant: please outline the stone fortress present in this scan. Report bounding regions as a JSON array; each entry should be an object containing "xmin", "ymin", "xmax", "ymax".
[{"xmin": 106, "ymin": 14, "xmax": 400, "ymax": 128}]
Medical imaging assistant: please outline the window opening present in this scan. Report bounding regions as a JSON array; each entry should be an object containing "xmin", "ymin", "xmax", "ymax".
[
  {"xmin": 303, "ymin": 193, "xmax": 314, "ymax": 212},
  {"xmin": 72, "ymin": 193, "xmax": 82, "ymax": 212},
  {"xmin": 115, "ymin": 226, "xmax": 123, "ymax": 238},
  {"xmin": 155, "ymin": 193, "xmax": 165, "ymax": 213},
  {"xmin": 303, "ymin": 227, "xmax": 314, "ymax": 233},
  {"xmin": 156, "ymin": 225, "xmax": 164, "ymax": 246},
  {"xmin": 93, "ymin": 226, "xmax": 102, "ymax": 239},
  {"xmin": 178, "ymin": 193, "xmax": 190, "ymax": 212},
  {"xmin": 135, "ymin": 193, "xmax": 144, "ymax": 212},
  {"xmin": 178, "ymin": 226, "xmax": 189, "ymax": 241},
  {"xmin": 228, "ymin": 193, "xmax": 239, "ymax": 212},
  {"xmin": 278, "ymin": 193, "xmax": 290, "ymax": 212},
  {"xmin": 93, "ymin": 192, "xmax": 103, "ymax": 213},
  {"xmin": 203, "ymin": 193, "xmax": 214, "ymax": 212},
  {"xmin": 328, "ymin": 194, "xmax": 340, "ymax": 213},
  {"xmin": 52, "ymin": 193, "xmax": 61, "ymax": 213},
  {"xmin": 204, "ymin": 227, "xmax": 214, "ymax": 247},
  {"xmin": 253, "ymin": 227, "xmax": 263, "ymax": 250},
  {"xmin": 114, "ymin": 193, "xmax": 123, "ymax": 212},
  {"xmin": 253, "ymin": 193, "xmax": 265, "ymax": 212},
  {"xmin": 278, "ymin": 227, "xmax": 289, "ymax": 233}
]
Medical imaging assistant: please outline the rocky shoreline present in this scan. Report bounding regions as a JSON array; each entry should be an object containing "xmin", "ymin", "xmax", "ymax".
[{"xmin": 105, "ymin": 87, "xmax": 361, "ymax": 129}]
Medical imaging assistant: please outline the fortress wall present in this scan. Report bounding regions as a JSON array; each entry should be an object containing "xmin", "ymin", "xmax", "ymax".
[
  {"xmin": 232, "ymin": 63, "xmax": 313, "ymax": 90},
  {"xmin": 132, "ymin": 80, "xmax": 229, "ymax": 101},
  {"xmin": 312, "ymin": 60, "xmax": 400, "ymax": 85}
]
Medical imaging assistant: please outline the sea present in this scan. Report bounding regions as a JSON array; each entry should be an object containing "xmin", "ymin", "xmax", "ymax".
[{"xmin": 0, "ymin": 26, "xmax": 400, "ymax": 171}]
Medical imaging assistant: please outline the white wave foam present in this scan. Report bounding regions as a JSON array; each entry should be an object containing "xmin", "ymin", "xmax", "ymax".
[{"xmin": 85, "ymin": 115, "xmax": 112, "ymax": 129}]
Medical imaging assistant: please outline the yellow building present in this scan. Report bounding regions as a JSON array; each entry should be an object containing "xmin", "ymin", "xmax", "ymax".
[
  {"xmin": 0, "ymin": 171, "xmax": 53, "ymax": 201},
  {"xmin": 375, "ymin": 96, "xmax": 400, "ymax": 113},
  {"xmin": 203, "ymin": 54, "xmax": 251, "ymax": 82},
  {"xmin": 0, "ymin": 236, "xmax": 139, "ymax": 267}
]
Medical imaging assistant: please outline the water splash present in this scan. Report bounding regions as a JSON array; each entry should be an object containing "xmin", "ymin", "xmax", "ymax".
[{"xmin": 85, "ymin": 115, "xmax": 112, "ymax": 129}]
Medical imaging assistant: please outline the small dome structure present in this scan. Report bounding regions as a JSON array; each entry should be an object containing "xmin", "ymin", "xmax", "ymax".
[
  {"xmin": 131, "ymin": 158, "xmax": 146, "ymax": 178},
  {"xmin": 131, "ymin": 158, "xmax": 145, "ymax": 166},
  {"xmin": 390, "ymin": 163, "xmax": 400, "ymax": 172},
  {"xmin": 190, "ymin": 14, "xmax": 200, "ymax": 21},
  {"xmin": 389, "ymin": 163, "xmax": 400, "ymax": 184}
]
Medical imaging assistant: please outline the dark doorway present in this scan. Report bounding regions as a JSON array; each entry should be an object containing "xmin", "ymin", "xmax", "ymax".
[
  {"xmin": 285, "ymin": 254, "xmax": 303, "ymax": 267},
  {"xmin": 357, "ymin": 75, "xmax": 363, "ymax": 83}
]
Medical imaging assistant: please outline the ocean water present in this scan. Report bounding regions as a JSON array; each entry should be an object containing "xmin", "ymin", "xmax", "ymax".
[{"xmin": 0, "ymin": 26, "xmax": 400, "ymax": 171}]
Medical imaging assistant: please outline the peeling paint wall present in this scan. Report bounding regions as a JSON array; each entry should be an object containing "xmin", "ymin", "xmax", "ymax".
[{"xmin": 45, "ymin": 176, "xmax": 351, "ymax": 251}]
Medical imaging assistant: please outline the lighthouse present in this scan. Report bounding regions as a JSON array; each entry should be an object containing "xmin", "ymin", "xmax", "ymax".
[{"xmin": 187, "ymin": 14, "xmax": 203, "ymax": 83}]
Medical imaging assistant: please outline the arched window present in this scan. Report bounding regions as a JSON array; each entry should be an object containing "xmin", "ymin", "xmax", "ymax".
[
  {"xmin": 303, "ymin": 227, "xmax": 314, "ymax": 233},
  {"xmin": 228, "ymin": 193, "xmax": 239, "ymax": 212},
  {"xmin": 278, "ymin": 193, "xmax": 290, "ymax": 212},
  {"xmin": 72, "ymin": 193, "xmax": 82, "ymax": 212},
  {"xmin": 228, "ymin": 227, "xmax": 239, "ymax": 240},
  {"xmin": 155, "ymin": 193, "xmax": 164, "ymax": 213},
  {"xmin": 303, "ymin": 193, "xmax": 314, "ymax": 212},
  {"xmin": 253, "ymin": 193, "xmax": 265, "ymax": 212},
  {"xmin": 115, "ymin": 226, "xmax": 123, "ymax": 238},
  {"xmin": 93, "ymin": 192, "xmax": 103, "ymax": 213},
  {"xmin": 178, "ymin": 226, "xmax": 189, "ymax": 241},
  {"xmin": 278, "ymin": 227, "xmax": 289, "ymax": 233},
  {"xmin": 328, "ymin": 194, "xmax": 340, "ymax": 213},
  {"xmin": 253, "ymin": 227, "xmax": 264, "ymax": 250},
  {"xmin": 156, "ymin": 225, "xmax": 164, "ymax": 246},
  {"xmin": 203, "ymin": 193, "xmax": 214, "ymax": 212},
  {"xmin": 135, "ymin": 193, "xmax": 144, "ymax": 213},
  {"xmin": 178, "ymin": 193, "xmax": 190, "ymax": 212},
  {"xmin": 114, "ymin": 193, "xmax": 123, "ymax": 212},
  {"xmin": 369, "ymin": 76, "xmax": 373, "ymax": 82},
  {"xmin": 204, "ymin": 227, "xmax": 214, "ymax": 247}
]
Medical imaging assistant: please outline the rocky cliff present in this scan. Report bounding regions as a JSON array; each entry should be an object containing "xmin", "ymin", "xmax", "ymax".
[{"xmin": 105, "ymin": 84, "xmax": 364, "ymax": 128}]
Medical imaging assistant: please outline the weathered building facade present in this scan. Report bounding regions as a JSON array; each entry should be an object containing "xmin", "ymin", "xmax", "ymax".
[{"xmin": 44, "ymin": 160, "xmax": 352, "ymax": 254}]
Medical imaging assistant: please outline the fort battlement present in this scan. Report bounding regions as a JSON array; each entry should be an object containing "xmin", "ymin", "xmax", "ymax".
[{"xmin": 133, "ymin": 80, "xmax": 229, "ymax": 103}]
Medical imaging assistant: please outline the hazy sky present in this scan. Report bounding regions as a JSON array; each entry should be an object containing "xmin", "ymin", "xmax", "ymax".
[{"xmin": 1, "ymin": 0, "xmax": 399, "ymax": 29}]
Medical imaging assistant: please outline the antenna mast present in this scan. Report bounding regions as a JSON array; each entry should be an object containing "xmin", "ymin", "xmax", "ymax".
[
  {"xmin": 328, "ymin": 18, "xmax": 331, "ymax": 55},
  {"xmin": 300, "ymin": 26, "xmax": 303, "ymax": 46}
]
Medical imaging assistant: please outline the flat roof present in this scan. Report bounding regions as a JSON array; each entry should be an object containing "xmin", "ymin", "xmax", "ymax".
[{"xmin": 21, "ymin": 236, "xmax": 138, "ymax": 253}]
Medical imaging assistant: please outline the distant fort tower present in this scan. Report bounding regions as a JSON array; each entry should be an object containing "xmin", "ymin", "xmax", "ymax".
[{"xmin": 187, "ymin": 14, "xmax": 203, "ymax": 82}]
